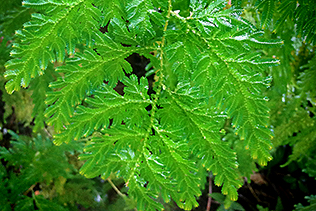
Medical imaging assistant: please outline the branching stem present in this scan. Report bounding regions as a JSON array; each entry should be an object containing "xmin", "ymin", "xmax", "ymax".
[
  {"xmin": 107, "ymin": 178, "xmax": 126, "ymax": 198},
  {"xmin": 107, "ymin": 178, "xmax": 138, "ymax": 211}
]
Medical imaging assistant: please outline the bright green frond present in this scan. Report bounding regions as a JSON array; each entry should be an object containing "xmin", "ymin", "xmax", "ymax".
[
  {"xmin": 167, "ymin": 2, "xmax": 278, "ymax": 166},
  {"xmin": 44, "ymin": 37, "xmax": 140, "ymax": 132},
  {"xmin": 3, "ymin": 0, "xmax": 283, "ymax": 210},
  {"xmin": 126, "ymin": 0, "xmax": 156, "ymax": 43},
  {"xmin": 154, "ymin": 130, "xmax": 201, "ymax": 209},
  {"xmin": 128, "ymin": 179, "xmax": 164, "ymax": 211},
  {"xmin": 94, "ymin": 0, "xmax": 126, "ymax": 25},
  {"xmin": 157, "ymin": 83, "xmax": 242, "ymax": 200},
  {"xmin": 255, "ymin": 0, "xmax": 278, "ymax": 29},
  {"xmin": 4, "ymin": 0, "xmax": 102, "ymax": 94},
  {"xmin": 53, "ymin": 75, "xmax": 151, "ymax": 144}
]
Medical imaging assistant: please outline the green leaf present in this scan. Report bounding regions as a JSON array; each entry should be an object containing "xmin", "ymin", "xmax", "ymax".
[
  {"xmin": 255, "ymin": 0, "xmax": 277, "ymax": 29},
  {"xmin": 126, "ymin": 0, "xmax": 156, "ymax": 43},
  {"xmin": 54, "ymin": 75, "xmax": 151, "ymax": 144},
  {"xmin": 4, "ymin": 0, "xmax": 102, "ymax": 93},
  {"xmin": 3, "ymin": 1, "xmax": 283, "ymax": 210}
]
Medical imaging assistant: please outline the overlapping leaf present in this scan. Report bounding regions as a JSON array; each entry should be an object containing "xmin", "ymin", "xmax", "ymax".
[
  {"xmin": 255, "ymin": 0, "xmax": 277, "ymax": 29},
  {"xmin": 4, "ymin": 0, "xmax": 101, "ymax": 93},
  {"xmin": 3, "ymin": 0, "xmax": 283, "ymax": 210},
  {"xmin": 44, "ymin": 33, "xmax": 141, "ymax": 132},
  {"xmin": 157, "ymin": 83, "xmax": 242, "ymax": 200},
  {"xmin": 54, "ymin": 75, "xmax": 151, "ymax": 144},
  {"xmin": 30, "ymin": 68, "xmax": 55, "ymax": 132},
  {"xmin": 166, "ymin": 5, "xmax": 281, "ymax": 166},
  {"xmin": 126, "ymin": 0, "xmax": 156, "ymax": 43}
]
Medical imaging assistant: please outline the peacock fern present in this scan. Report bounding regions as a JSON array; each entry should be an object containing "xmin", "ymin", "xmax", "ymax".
[{"xmin": 3, "ymin": 0, "xmax": 282, "ymax": 210}]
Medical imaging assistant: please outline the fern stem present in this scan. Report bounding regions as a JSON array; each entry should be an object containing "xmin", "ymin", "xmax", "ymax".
[
  {"xmin": 150, "ymin": 0, "xmax": 172, "ymax": 119},
  {"xmin": 23, "ymin": 183, "xmax": 37, "ymax": 196},
  {"xmin": 126, "ymin": 0, "xmax": 173, "ymax": 196},
  {"xmin": 106, "ymin": 178, "xmax": 137, "ymax": 211},
  {"xmin": 161, "ymin": 0, "xmax": 172, "ymax": 46},
  {"xmin": 107, "ymin": 178, "xmax": 138, "ymax": 211},
  {"xmin": 107, "ymin": 178, "xmax": 126, "ymax": 198},
  {"xmin": 206, "ymin": 175, "xmax": 213, "ymax": 211}
]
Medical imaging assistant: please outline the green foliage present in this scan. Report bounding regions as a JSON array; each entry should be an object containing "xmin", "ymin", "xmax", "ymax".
[
  {"xmin": 0, "ymin": 130, "xmax": 91, "ymax": 210},
  {"xmin": 3, "ymin": 0, "xmax": 284, "ymax": 210},
  {"xmin": 255, "ymin": 0, "xmax": 277, "ymax": 29},
  {"xmin": 0, "ymin": 84, "xmax": 34, "ymax": 125},
  {"xmin": 268, "ymin": 43, "xmax": 316, "ymax": 178},
  {"xmin": 30, "ymin": 67, "xmax": 56, "ymax": 131},
  {"xmin": 253, "ymin": 0, "xmax": 316, "ymax": 43},
  {"xmin": 240, "ymin": 0, "xmax": 316, "ymax": 197},
  {"xmin": 295, "ymin": 195, "xmax": 316, "ymax": 211},
  {"xmin": 210, "ymin": 192, "xmax": 245, "ymax": 211},
  {"xmin": 0, "ymin": 130, "xmax": 139, "ymax": 210},
  {"xmin": 0, "ymin": 36, "xmax": 12, "ymax": 68},
  {"xmin": 0, "ymin": 0, "xmax": 31, "ymax": 35}
]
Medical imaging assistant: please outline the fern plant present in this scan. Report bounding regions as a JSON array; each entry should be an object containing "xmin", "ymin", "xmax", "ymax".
[
  {"xmin": 0, "ymin": 130, "xmax": 125, "ymax": 211},
  {"xmin": 295, "ymin": 195, "xmax": 316, "ymax": 211},
  {"xmin": 251, "ymin": 0, "xmax": 316, "ymax": 43},
  {"xmin": 3, "ymin": 0, "xmax": 282, "ymax": 210},
  {"xmin": 0, "ymin": 131, "xmax": 86, "ymax": 211}
]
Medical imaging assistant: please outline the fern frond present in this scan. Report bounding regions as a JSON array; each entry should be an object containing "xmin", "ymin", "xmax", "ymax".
[
  {"xmin": 273, "ymin": 0, "xmax": 296, "ymax": 32},
  {"xmin": 44, "ymin": 35, "xmax": 144, "ymax": 132},
  {"xmin": 173, "ymin": 5, "xmax": 280, "ymax": 165},
  {"xmin": 273, "ymin": 103, "xmax": 314, "ymax": 145},
  {"xmin": 288, "ymin": 128, "xmax": 316, "ymax": 163},
  {"xmin": 94, "ymin": 0, "xmax": 126, "ymax": 25},
  {"xmin": 0, "ymin": 7, "xmax": 31, "ymax": 35},
  {"xmin": 299, "ymin": 55, "xmax": 316, "ymax": 98},
  {"xmin": 4, "ymin": 0, "xmax": 102, "ymax": 94},
  {"xmin": 126, "ymin": 0, "xmax": 156, "ymax": 43},
  {"xmin": 293, "ymin": 0, "xmax": 316, "ymax": 43},
  {"xmin": 53, "ymin": 75, "xmax": 151, "ymax": 144},
  {"xmin": 254, "ymin": 0, "xmax": 316, "ymax": 43},
  {"xmin": 234, "ymin": 139, "xmax": 258, "ymax": 181},
  {"xmin": 152, "ymin": 131, "xmax": 201, "ymax": 210},
  {"xmin": 3, "ymin": 0, "xmax": 282, "ymax": 210},
  {"xmin": 255, "ymin": 0, "xmax": 278, "ymax": 29},
  {"xmin": 157, "ymin": 83, "xmax": 242, "ymax": 200},
  {"xmin": 30, "ymin": 68, "xmax": 55, "ymax": 132},
  {"xmin": 79, "ymin": 126, "xmax": 166, "ymax": 211},
  {"xmin": 295, "ymin": 195, "xmax": 316, "ymax": 210}
]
